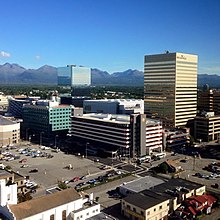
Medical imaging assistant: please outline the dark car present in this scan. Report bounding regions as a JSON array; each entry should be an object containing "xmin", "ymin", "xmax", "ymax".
[
  {"xmin": 29, "ymin": 168, "xmax": 38, "ymax": 173},
  {"xmin": 80, "ymin": 175, "xmax": 86, "ymax": 180},
  {"xmin": 75, "ymin": 182, "xmax": 85, "ymax": 188},
  {"xmin": 180, "ymin": 159, "xmax": 187, "ymax": 163}
]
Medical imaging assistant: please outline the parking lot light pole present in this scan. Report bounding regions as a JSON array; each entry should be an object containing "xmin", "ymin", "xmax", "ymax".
[
  {"xmin": 86, "ymin": 142, "xmax": 89, "ymax": 159},
  {"xmin": 40, "ymin": 132, "xmax": 44, "ymax": 146},
  {"xmin": 26, "ymin": 128, "xmax": 30, "ymax": 141},
  {"xmin": 55, "ymin": 135, "xmax": 58, "ymax": 149}
]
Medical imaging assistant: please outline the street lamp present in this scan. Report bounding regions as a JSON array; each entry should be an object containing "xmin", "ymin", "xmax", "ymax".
[
  {"xmin": 26, "ymin": 128, "xmax": 30, "ymax": 141},
  {"xmin": 85, "ymin": 142, "xmax": 89, "ymax": 159},
  {"xmin": 40, "ymin": 132, "xmax": 44, "ymax": 146},
  {"xmin": 55, "ymin": 135, "xmax": 58, "ymax": 149}
]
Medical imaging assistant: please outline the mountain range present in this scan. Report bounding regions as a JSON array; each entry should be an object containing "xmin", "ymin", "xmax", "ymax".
[{"xmin": 0, "ymin": 63, "xmax": 220, "ymax": 87}]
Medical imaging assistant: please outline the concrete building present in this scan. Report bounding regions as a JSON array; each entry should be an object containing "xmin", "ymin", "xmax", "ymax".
[
  {"xmin": 163, "ymin": 128, "xmax": 190, "ymax": 150},
  {"xmin": 60, "ymin": 95, "xmax": 91, "ymax": 108},
  {"xmin": 198, "ymin": 89, "xmax": 220, "ymax": 115},
  {"xmin": 121, "ymin": 177, "xmax": 205, "ymax": 220},
  {"xmin": 194, "ymin": 112, "xmax": 220, "ymax": 142},
  {"xmin": 69, "ymin": 113, "xmax": 162, "ymax": 157},
  {"xmin": 22, "ymin": 101, "xmax": 73, "ymax": 146},
  {"xmin": 0, "ymin": 169, "xmax": 26, "ymax": 194},
  {"xmin": 0, "ymin": 116, "xmax": 20, "ymax": 147},
  {"xmin": 0, "ymin": 93, "xmax": 9, "ymax": 114},
  {"xmin": 8, "ymin": 99, "xmax": 31, "ymax": 118},
  {"xmin": 83, "ymin": 99, "xmax": 144, "ymax": 115},
  {"xmin": 0, "ymin": 187, "xmax": 100, "ymax": 220},
  {"xmin": 144, "ymin": 52, "xmax": 198, "ymax": 128}
]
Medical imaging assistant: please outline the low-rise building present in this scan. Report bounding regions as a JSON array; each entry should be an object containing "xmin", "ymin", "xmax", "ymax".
[
  {"xmin": 194, "ymin": 112, "xmax": 220, "ymax": 142},
  {"xmin": 0, "ymin": 186, "xmax": 100, "ymax": 220},
  {"xmin": 0, "ymin": 116, "xmax": 20, "ymax": 147},
  {"xmin": 176, "ymin": 194, "xmax": 217, "ymax": 218},
  {"xmin": 0, "ymin": 169, "xmax": 26, "ymax": 194},
  {"xmin": 121, "ymin": 177, "xmax": 206, "ymax": 220}
]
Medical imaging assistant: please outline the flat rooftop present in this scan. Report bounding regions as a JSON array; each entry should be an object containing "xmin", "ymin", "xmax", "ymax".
[
  {"xmin": 0, "ymin": 116, "xmax": 16, "ymax": 126},
  {"xmin": 87, "ymin": 212, "xmax": 118, "ymax": 220},
  {"xmin": 75, "ymin": 113, "xmax": 130, "ymax": 124},
  {"xmin": 74, "ymin": 113, "xmax": 161, "ymax": 125},
  {"xmin": 85, "ymin": 99, "xmax": 143, "ymax": 103},
  {"xmin": 120, "ymin": 176, "xmax": 165, "ymax": 193}
]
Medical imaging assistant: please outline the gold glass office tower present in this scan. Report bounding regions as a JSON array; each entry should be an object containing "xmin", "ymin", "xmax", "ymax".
[{"xmin": 144, "ymin": 52, "xmax": 198, "ymax": 128}]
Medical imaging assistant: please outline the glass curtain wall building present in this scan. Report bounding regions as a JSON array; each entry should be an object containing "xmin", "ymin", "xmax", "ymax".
[
  {"xmin": 144, "ymin": 52, "xmax": 198, "ymax": 128},
  {"xmin": 57, "ymin": 66, "xmax": 91, "ymax": 87}
]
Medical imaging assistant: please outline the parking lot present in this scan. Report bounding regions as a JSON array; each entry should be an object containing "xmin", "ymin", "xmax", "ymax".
[{"xmin": 1, "ymin": 143, "xmax": 106, "ymax": 191}]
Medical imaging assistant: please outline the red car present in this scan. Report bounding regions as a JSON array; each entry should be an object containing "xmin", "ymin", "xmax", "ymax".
[
  {"xmin": 19, "ymin": 158, "xmax": 27, "ymax": 163},
  {"xmin": 72, "ymin": 177, "xmax": 80, "ymax": 182}
]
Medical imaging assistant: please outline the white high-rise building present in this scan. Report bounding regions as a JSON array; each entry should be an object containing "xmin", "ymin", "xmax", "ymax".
[{"xmin": 144, "ymin": 52, "xmax": 198, "ymax": 128}]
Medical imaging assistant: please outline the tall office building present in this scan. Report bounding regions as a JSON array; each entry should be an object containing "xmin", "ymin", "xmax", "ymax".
[
  {"xmin": 144, "ymin": 52, "xmax": 198, "ymax": 128},
  {"xmin": 57, "ymin": 65, "xmax": 91, "ymax": 87}
]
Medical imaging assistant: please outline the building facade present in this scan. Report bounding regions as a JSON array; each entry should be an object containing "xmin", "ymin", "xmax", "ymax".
[
  {"xmin": 69, "ymin": 113, "xmax": 163, "ymax": 157},
  {"xmin": 0, "ymin": 187, "xmax": 100, "ymax": 220},
  {"xmin": 83, "ymin": 99, "xmax": 144, "ymax": 115},
  {"xmin": 144, "ymin": 52, "xmax": 198, "ymax": 128},
  {"xmin": 22, "ymin": 102, "xmax": 73, "ymax": 146},
  {"xmin": 121, "ymin": 178, "xmax": 206, "ymax": 220},
  {"xmin": 8, "ymin": 99, "xmax": 31, "ymax": 118},
  {"xmin": 0, "ymin": 116, "xmax": 20, "ymax": 147},
  {"xmin": 57, "ymin": 66, "xmax": 91, "ymax": 87},
  {"xmin": 194, "ymin": 113, "xmax": 220, "ymax": 142},
  {"xmin": 198, "ymin": 89, "xmax": 220, "ymax": 115}
]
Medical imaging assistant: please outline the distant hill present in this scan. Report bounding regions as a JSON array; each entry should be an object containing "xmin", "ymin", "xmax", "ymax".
[
  {"xmin": 91, "ymin": 68, "xmax": 144, "ymax": 86},
  {"xmin": 0, "ymin": 63, "xmax": 57, "ymax": 84},
  {"xmin": 0, "ymin": 63, "xmax": 220, "ymax": 87}
]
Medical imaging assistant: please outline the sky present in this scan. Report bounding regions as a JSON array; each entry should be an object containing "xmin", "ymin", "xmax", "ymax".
[{"xmin": 0, "ymin": 0, "xmax": 220, "ymax": 74}]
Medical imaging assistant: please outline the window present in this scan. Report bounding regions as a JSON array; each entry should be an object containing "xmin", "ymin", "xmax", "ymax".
[
  {"xmin": 127, "ymin": 205, "xmax": 131, "ymax": 210},
  {"xmin": 159, "ymin": 205, "xmax": 162, "ymax": 210},
  {"xmin": 154, "ymin": 208, "xmax": 156, "ymax": 212},
  {"xmin": 62, "ymin": 210, "xmax": 66, "ymax": 220},
  {"xmin": 50, "ymin": 214, "xmax": 54, "ymax": 220},
  {"xmin": 133, "ymin": 208, "xmax": 136, "ymax": 212},
  {"xmin": 87, "ymin": 213, "xmax": 89, "ymax": 216},
  {"xmin": 147, "ymin": 211, "xmax": 150, "ymax": 215},
  {"xmin": 141, "ymin": 211, "xmax": 144, "ymax": 216}
]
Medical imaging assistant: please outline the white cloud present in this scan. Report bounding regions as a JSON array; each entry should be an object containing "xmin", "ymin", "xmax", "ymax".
[
  {"xmin": 0, "ymin": 51, "xmax": 11, "ymax": 58},
  {"xmin": 199, "ymin": 66, "xmax": 220, "ymax": 74},
  {"xmin": 35, "ymin": 55, "xmax": 41, "ymax": 60}
]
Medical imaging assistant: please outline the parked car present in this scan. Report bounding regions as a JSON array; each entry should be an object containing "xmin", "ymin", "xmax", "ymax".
[
  {"xmin": 29, "ymin": 168, "xmax": 38, "ymax": 173},
  {"xmin": 75, "ymin": 182, "xmax": 85, "ymax": 188},
  {"xmin": 80, "ymin": 175, "xmax": 86, "ymax": 180},
  {"xmin": 87, "ymin": 179, "xmax": 97, "ymax": 184},
  {"xmin": 94, "ymin": 158, "xmax": 100, "ymax": 162},
  {"xmin": 19, "ymin": 158, "xmax": 27, "ymax": 163},
  {"xmin": 21, "ymin": 164, "xmax": 29, "ymax": 168},
  {"xmin": 72, "ymin": 177, "xmax": 80, "ymax": 182}
]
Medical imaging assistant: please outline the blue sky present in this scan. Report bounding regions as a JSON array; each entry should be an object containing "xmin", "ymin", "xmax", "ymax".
[{"xmin": 0, "ymin": 0, "xmax": 220, "ymax": 74}]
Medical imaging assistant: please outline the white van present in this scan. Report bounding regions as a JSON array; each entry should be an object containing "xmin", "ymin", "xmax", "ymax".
[
  {"xmin": 137, "ymin": 155, "xmax": 151, "ymax": 163},
  {"xmin": 155, "ymin": 152, "xmax": 166, "ymax": 158}
]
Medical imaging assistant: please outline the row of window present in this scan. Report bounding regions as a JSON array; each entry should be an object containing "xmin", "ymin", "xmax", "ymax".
[{"xmin": 76, "ymin": 209, "xmax": 99, "ymax": 219}]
